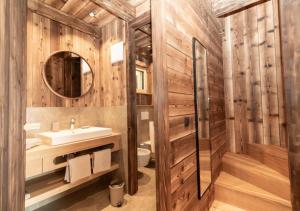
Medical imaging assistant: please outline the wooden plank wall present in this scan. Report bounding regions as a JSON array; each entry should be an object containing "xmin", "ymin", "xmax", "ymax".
[
  {"xmin": 222, "ymin": 0, "xmax": 287, "ymax": 152},
  {"xmin": 27, "ymin": 11, "xmax": 126, "ymax": 107},
  {"xmin": 152, "ymin": 0, "xmax": 226, "ymax": 210},
  {"xmin": 0, "ymin": 0, "xmax": 27, "ymax": 210},
  {"xmin": 279, "ymin": 0, "xmax": 300, "ymax": 210}
]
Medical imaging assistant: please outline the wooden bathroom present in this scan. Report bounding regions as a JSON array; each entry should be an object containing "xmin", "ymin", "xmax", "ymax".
[{"xmin": 0, "ymin": 0, "xmax": 299, "ymax": 211}]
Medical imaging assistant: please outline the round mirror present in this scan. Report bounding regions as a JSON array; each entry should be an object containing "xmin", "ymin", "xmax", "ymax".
[{"xmin": 43, "ymin": 51, "xmax": 94, "ymax": 99}]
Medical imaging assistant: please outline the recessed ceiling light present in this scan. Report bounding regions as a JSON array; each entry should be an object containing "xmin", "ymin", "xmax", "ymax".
[{"xmin": 89, "ymin": 12, "xmax": 96, "ymax": 17}]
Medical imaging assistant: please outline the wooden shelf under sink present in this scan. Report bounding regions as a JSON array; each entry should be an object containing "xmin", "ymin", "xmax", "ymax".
[
  {"xmin": 25, "ymin": 163, "xmax": 119, "ymax": 209},
  {"xmin": 26, "ymin": 133, "xmax": 121, "ymax": 178}
]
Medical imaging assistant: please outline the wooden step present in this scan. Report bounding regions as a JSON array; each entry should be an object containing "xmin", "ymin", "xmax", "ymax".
[
  {"xmin": 246, "ymin": 143, "xmax": 289, "ymax": 177},
  {"xmin": 222, "ymin": 152, "xmax": 290, "ymax": 200},
  {"xmin": 210, "ymin": 200, "xmax": 246, "ymax": 211},
  {"xmin": 215, "ymin": 172, "xmax": 292, "ymax": 211}
]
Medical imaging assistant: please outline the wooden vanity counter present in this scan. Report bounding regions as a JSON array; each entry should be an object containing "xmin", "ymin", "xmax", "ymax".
[
  {"xmin": 26, "ymin": 133, "xmax": 121, "ymax": 179},
  {"xmin": 25, "ymin": 133, "xmax": 121, "ymax": 210}
]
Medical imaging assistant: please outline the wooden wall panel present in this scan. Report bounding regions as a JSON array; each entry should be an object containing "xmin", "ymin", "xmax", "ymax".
[
  {"xmin": 280, "ymin": 0, "xmax": 300, "ymax": 210},
  {"xmin": 213, "ymin": 0, "xmax": 270, "ymax": 17},
  {"xmin": 222, "ymin": 0, "xmax": 287, "ymax": 152},
  {"xmin": 27, "ymin": 11, "xmax": 126, "ymax": 107},
  {"xmin": 152, "ymin": 0, "xmax": 225, "ymax": 210},
  {"xmin": 0, "ymin": 0, "xmax": 27, "ymax": 210}
]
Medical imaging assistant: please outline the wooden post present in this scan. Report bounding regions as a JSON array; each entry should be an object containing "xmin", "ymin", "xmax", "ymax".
[
  {"xmin": 127, "ymin": 11, "xmax": 151, "ymax": 196},
  {"xmin": 0, "ymin": 0, "xmax": 27, "ymax": 210},
  {"xmin": 152, "ymin": 0, "xmax": 171, "ymax": 210},
  {"xmin": 280, "ymin": 0, "xmax": 300, "ymax": 210}
]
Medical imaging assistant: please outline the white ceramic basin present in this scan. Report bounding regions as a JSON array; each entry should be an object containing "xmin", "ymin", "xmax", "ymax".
[{"xmin": 39, "ymin": 127, "xmax": 113, "ymax": 145}]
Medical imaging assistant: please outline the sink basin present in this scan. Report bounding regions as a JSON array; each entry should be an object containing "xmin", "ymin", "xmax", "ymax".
[{"xmin": 39, "ymin": 127, "xmax": 113, "ymax": 145}]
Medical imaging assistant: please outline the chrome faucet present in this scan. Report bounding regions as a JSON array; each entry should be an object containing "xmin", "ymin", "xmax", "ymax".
[{"xmin": 70, "ymin": 118, "xmax": 76, "ymax": 130}]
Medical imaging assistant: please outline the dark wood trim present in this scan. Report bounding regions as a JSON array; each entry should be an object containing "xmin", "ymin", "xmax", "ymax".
[
  {"xmin": 152, "ymin": 0, "xmax": 171, "ymax": 210},
  {"xmin": 28, "ymin": 0, "xmax": 99, "ymax": 37},
  {"xmin": 279, "ymin": 0, "xmax": 300, "ymax": 210},
  {"xmin": 91, "ymin": 0, "xmax": 135, "ymax": 22},
  {"xmin": 127, "ymin": 11, "xmax": 151, "ymax": 195},
  {"xmin": 0, "ymin": 0, "xmax": 27, "ymax": 210},
  {"xmin": 127, "ymin": 24, "xmax": 138, "ymax": 195}
]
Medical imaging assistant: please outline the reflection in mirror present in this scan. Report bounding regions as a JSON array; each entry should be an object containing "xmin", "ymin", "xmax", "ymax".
[
  {"xmin": 193, "ymin": 38, "xmax": 211, "ymax": 199},
  {"xmin": 136, "ymin": 68, "xmax": 148, "ymax": 93},
  {"xmin": 44, "ymin": 51, "xmax": 94, "ymax": 99}
]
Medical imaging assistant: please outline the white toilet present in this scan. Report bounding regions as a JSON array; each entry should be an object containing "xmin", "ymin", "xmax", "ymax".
[
  {"xmin": 137, "ymin": 148, "xmax": 151, "ymax": 167},
  {"xmin": 137, "ymin": 121, "xmax": 155, "ymax": 167}
]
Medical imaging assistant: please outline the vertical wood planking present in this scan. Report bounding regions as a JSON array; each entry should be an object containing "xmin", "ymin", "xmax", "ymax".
[
  {"xmin": 0, "ymin": 0, "xmax": 27, "ymax": 210},
  {"xmin": 280, "ymin": 0, "xmax": 300, "ymax": 209},
  {"xmin": 246, "ymin": 6, "xmax": 264, "ymax": 145},
  {"xmin": 272, "ymin": 0, "xmax": 287, "ymax": 147},
  {"xmin": 27, "ymin": 11, "xmax": 126, "ymax": 108},
  {"xmin": 223, "ymin": 16, "xmax": 236, "ymax": 152},
  {"xmin": 222, "ymin": 0, "xmax": 286, "ymax": 150}
]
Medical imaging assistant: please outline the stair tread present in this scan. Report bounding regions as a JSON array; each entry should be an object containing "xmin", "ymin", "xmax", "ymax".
[
  {"xmin": 223, "ymin": 152, "xmax": 289, "ymax": 181},
  {"xmin": 210, "ymin": 200, "xmax": 246, "ymax": 211},
  {"xmin": 215, "ymin": 172, "xmax": 291, "ymax": 208}
]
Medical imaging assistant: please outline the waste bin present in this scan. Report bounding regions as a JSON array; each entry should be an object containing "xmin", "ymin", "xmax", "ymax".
[{"xmin": 109, "ymin": 181, "xmax": 125, "ymax": 207}]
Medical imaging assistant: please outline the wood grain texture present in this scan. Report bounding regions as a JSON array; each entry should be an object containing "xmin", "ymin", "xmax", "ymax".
[
  {"xmin": 91, "ymin": 0, "xmax": 136, "ymax": 21},
  {"xmin": 27, "ymin": 12, "xmax": 126, "ymax": 107},
  {"xmin": 222, "ymin": 152, "xmax": 290, "ymax": 200},
  {"xmin": 215, "ymin": 172, "xmax": 291, "ymax": 211},
  {"xmin": 246, "ymin": 143, "xmax": 289, "ymax": 176},
  {"xmin": 152, "ymin": 0, "xmax": 171, "ymax": 210},
  {"xmin": 28, "ymin": 0, "xmax": 99, "ymax": 37},
  {"xmin": 213, "ymin": 0, "xmax": 270, "ymax": 17},
  {"xmin": 280, "ymin": 0, "xmax": 300, "ymax": 209},
  {"xmin": 126, "ymin": 12, "xmax": 150, "ymax": 195},
  {"xmin": 152, "ymin": 0, "xmax": 225, "ymax": 210},
  {"xmin": 222, "ymin": 0, "xmax": 287, "ymax": 152},
  {"xmin": 0, "ymin": 0, "xmax": 27, "ymax": 210}
]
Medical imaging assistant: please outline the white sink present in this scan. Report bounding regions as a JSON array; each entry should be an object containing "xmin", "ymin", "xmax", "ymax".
[{"xmin": 39, "ymin": 127, "xmax": 113, "ymax": 145}]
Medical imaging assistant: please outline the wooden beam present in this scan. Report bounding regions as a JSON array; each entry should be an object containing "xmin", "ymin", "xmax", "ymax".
[
  {"xmin": 213, "ymin": 0, "xmax": 270, "ymax": 17},
  {"xmin": 280, "ymin": 0, "xmax": 300, "ymax": 210},
  {"xmin": 91, "ymin": 0, "xmax": 136, "ymax": 22},
  {"xmin": 152, "ymin": 0, "xmax": 171, "ymax": 210},
  {"xmin": 27, "ymin": 0, "xmax": 99, "ymax": 37},
  {"xmin": 0, "ymin": 0, "xmax": 26, "ymax": 210}
]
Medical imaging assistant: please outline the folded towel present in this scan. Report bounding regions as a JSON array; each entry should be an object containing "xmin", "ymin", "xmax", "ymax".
[
  {"xmin": 65, "ymin": 154, "xmax": 91, "ymax": 183},
  {"xmin": 92, "ymin": 149, "xmax": 111, "ymax": 174}
]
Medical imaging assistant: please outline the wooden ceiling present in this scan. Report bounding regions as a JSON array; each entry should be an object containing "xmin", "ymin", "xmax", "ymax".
[
  {"xmin": 28, "ymin": 0, "xmax": 152, "ymax": 61},
  {"xmin": 32, "ymin": 0, "xmax": 149, "ymax": 28}
]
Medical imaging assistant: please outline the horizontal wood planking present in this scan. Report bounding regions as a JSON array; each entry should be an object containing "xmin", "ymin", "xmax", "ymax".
[
  {"xmin": 222, "ymin": 152, "xmax": 290, "ymax": 200},
  {"xmin": 246, "ymin": 143, "xmax": 289, "ymax": 177},
  {"xmin": 27, "ymin": 12, "xmax": 126, "ymax": 107},
  {"xmin": 222, "ymin": 0, "xmax": 287, "ymax": 152},
  {"xmin": 215, "ymin": 172, "xmax": 291, "ymax": 211},
  {"xmin": 163, "ymin": 0, "xmax": 226, "ymax": 210}
]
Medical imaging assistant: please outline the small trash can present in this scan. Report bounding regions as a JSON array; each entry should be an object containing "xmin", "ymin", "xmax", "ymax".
[{"xmin": 109, "ymin": 181, "xmax": 125, "ymax": 207}]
